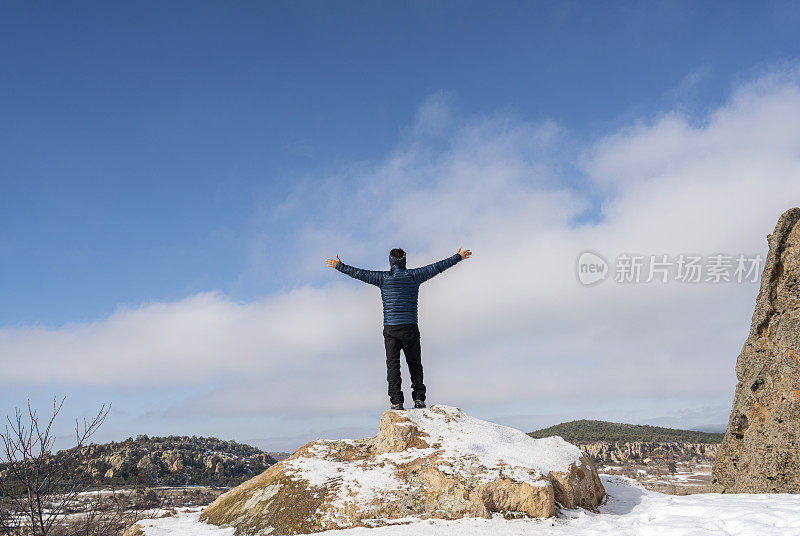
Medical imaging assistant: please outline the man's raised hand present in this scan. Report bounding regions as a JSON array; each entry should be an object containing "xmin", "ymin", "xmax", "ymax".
[
  {"xmin": 325, "ymin": 256, "xmax": 341, "ymax": 268},
  {"xmin": 458, "ymin": 248, "xmax": 472, "ymax": 260}
]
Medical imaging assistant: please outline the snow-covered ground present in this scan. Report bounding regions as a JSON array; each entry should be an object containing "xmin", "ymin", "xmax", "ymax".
[
  {"xmin": 133, "ymin": 475, "xmax": 800, "ymax": 536},
  {"xmin": 600, "ymin": 461, "xmax": 716, "ymax": 494}
]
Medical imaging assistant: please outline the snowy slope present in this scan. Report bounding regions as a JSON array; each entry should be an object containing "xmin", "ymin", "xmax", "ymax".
[{"xmin": 133, "ymin": 474, "xmax": 800, "ymax": 536}]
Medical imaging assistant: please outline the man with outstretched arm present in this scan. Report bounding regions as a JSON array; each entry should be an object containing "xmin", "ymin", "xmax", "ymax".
[{"xmin": 325, "ymin": 248, "xmax": 472, "ymax": 410}]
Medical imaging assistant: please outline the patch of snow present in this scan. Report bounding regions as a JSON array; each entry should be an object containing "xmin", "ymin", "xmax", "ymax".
[
  {"xmin": 136, "ymin": 476, "xmax": 800, "ymax": 536},
  {"xmin": 322, "ymin": 464, "xmax": 408, "ymax": 527},
  {"xmin": 328, "ymin": 463, "xmax": 408, "ymax": 509},
  {"xmin": 378, "ymin": 448, "xmax": 437, "ymax": 463},
  {"xmin": 435, "ymin": 464, "xmax": 454, "ymax": 474},
  {"xmin": 283, "ymin": 456, "xmax": 342, "ymax": 487},
  {"xmin": 133, "ymin": 508, "xmax": 235, "ymax": 536},
  {"xmin": 282, "ymin": 455, "xmax": 408, "ymax": 527},
  {"xmin": 241, "ymin": 484, "xmax": 280, "ymax": 510},
  {"xmin": 307, "ymin": 442, "xmax": 332, "ymax": 457},
  {"xmin": 399, "ymin": 405, "xmax": 584, "ymax": 483}
]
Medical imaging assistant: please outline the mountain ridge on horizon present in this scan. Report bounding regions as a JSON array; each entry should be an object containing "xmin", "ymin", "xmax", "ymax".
[{"xmin": 529, "ymin": 419, "xmax": 725, "ymax": 444}]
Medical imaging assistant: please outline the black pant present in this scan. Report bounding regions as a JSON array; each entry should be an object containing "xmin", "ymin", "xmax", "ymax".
[{"xmin": 383, "ymin": 323, "xmax": 425, "ymax": 405}]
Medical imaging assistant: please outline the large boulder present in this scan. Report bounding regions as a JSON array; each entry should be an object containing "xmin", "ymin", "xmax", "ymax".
[
  {"xmin": 201, "ymin": 405, "xmax": 605, "ymax": 534},
  {"xmin": 713, "ymin": 208, "xmax": 800, "ymax": 493}
]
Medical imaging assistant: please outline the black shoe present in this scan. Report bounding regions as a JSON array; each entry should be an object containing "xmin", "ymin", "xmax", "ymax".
[
  {"xmin": 391, "ymin": 403, "xmax": 404, "ymax": 410},
  {"xmin": 414, "ymin": 400, "xmax": 426, "ymax": 409}
]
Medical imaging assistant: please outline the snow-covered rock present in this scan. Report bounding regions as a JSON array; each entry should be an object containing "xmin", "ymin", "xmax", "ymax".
[{"xmin": 200, "ymin": 405, "xmax": 604, "ymax": 534}]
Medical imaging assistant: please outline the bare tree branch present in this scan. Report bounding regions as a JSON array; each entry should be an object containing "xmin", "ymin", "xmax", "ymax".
[{"xmin": 0, "ymin": 398, "xmax": 142, "ymax": 536}]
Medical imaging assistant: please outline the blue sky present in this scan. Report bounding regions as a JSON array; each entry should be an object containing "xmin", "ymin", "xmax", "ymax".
[
  {"xmin": 4, "ymin": 1, "xmax": 799, "ymax": 325},
  {"xmin": 3, "ymin": 2, "xmax": 800, "ymax": 451}
]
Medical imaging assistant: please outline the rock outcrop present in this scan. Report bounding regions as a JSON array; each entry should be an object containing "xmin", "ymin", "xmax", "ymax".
[
  {"xmin": 201, "ymin": 405, "xmax": 605, "ymax": 534},
  {"xmin": 713, "ymin": 208, "xmax": 800, "ymax": 493},
  {"xmin": 0, "ymin": 435, "xmax": 277, "ymax": 488},
  {"xmin": 581, "ymin": 441, "xmax": 719, "ymax": 466}
]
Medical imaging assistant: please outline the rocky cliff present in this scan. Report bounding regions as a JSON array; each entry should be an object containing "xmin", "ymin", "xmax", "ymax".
[
  {"xmin": 582, "ymin": 441, "xmax": 719, "ymax": 466},
  {"xmin": 0, "ymin": 435, "xmax": 277, "ymax": 488},
  {"xmin": 201, "ymin": 405, "xmax": 605, "ymax": 534},
  {"xmin": 713, "ymin": 207, "xmax": 800, "ymax": 493}
]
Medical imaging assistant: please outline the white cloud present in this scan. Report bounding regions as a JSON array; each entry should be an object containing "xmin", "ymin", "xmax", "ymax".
[
  {"xmin": 0, "ymin": 288, "xmax": 381, "ymax": 387},
  {"xmin": 4, "ymin": 71, "xmax": 800, "ymax": 423}
]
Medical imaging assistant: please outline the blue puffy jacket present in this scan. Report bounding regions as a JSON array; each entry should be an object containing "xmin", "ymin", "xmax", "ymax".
[{"xmin": 336, "ymin": 253, "xmax": 462, "ymax": 325}]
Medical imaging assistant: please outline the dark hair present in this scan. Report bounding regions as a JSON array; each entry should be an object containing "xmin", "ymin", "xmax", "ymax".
[{"xmin": 389, "ymin": 248, "xmax": 405, "ymax": 258}]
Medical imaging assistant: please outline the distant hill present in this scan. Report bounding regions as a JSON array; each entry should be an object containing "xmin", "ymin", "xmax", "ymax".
[
  {"xmin": 267, "ymin": 451, "xmax": 292, "ymax": 462},
  {"xmin": 1, "ymin": 435, "xmax": 278, "ymax": 489},
  {"xmin": 89, "ymin": 435, "xmax": 279, "ymax": 487},
  {"xmin": 528, "ymin": 420, "xmax": 724, "ymax": 444},
  {"xmin": 690, "ymin": 424, "xmax": 727, "ymax": 434}
]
